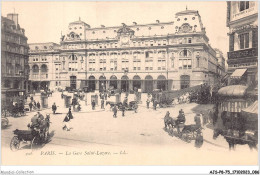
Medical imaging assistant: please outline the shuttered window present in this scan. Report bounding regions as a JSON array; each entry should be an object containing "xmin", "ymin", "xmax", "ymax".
[
  {"xmin": 252, "ymin": 29, "xmax": 258, "ymax": 48},
  {"xmin": 229, "ymin": 34, "xmax": 234, "ymax": 51}
]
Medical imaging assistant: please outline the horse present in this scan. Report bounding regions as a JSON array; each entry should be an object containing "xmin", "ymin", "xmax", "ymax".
[
  {"xmin": 164, "ymin": 114, "xmax": 176, "ymax": 130},
  {"xmin": 213, "ymin": 129, "xmax": 258, "ymax": 150}
]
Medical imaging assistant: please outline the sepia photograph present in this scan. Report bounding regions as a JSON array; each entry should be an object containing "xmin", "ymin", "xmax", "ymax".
[{"xmin": 0, "ymin": 0, "xmax": 259, "ymax": 173}]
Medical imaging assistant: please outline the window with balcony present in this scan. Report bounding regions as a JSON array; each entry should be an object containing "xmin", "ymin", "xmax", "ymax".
[{"xmin": 239, "ymin": 33, "xmax": 249, "ymax": 49}]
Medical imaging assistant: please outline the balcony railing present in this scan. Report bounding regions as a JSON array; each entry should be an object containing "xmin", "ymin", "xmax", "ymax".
[
  {"xmin": 228, "ymin": 48, "xmax": 257, "ymax": 59},
  {"xmin": 30, "ymin": 73, "xmax": 48, "ymax": 80}
]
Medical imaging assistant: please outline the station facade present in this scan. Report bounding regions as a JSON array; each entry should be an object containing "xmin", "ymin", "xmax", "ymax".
[{"xmin": 29, "ymin": 9, "xmax": 225, "ymax": 93}]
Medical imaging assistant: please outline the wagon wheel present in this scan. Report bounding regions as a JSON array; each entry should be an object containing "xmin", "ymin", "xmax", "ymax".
[
  {"xmin": 10, "ymin": 136, "xmax": 20, "ymax": 151},
  {"xmin": 2, "ymin": 118, "xmax": 9, "ymax": 128},
  {"xmin": 182, "ymin": 130, "xmax": 192, "ymax": 143}
]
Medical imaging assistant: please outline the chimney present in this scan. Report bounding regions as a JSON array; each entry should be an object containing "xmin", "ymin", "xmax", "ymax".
[
  {"xmin": 156, "ymin": 20, "xmax": 160, "ymax": 23},
  {"xmin": 133, "ymin": 22, "xmax": 137, "ymax": 25},
  {"xmin": 7, "ymin": 13, "xmax": 19, "ymax": 27},
  {"xmin": 101, "ymin": 25, "xmax": 105, "ymax": 28}
]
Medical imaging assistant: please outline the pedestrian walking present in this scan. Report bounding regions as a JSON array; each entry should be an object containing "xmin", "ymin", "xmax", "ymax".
[
  {"xmin": 91, "ymin": 100, "xmax": 96, "ymax": 110},
  {"xmin": 52, "ymin": 102, "xmax": 57, "ymax": 114},
  {"xmin": 134, "ymin": 102, "xmax": 138, "ymax": 113},
  {"xmin": 194, "ymin": 113, "xmax": 202, "ymax": 127},
  {"xmin": 121, "ymin": 104, "xmax": 125, "ymax": 117},
  {"xmin": 105, "ymin": 92, "xmax": 107, "ymax": 100},
  {"xmin": 63, "ymin": 113, "xmax": 72, "ymax": 131},
  {"xmin": 30, "ymin": 96, "xmax": 34, "ymax": 102},
  {"xmin": 29, "ymin": 102, "xmax": 33, "ymax": 111},
  {"xmin": 33, "ymin": 100, "xmax": 37, "ymax": 107},
  {"xmin": 153, "ymin": 99, "xmax": 157, "ymax": 110},
  {"xmin": 36, "ymin": 101, "xmax": 41, "ymax": 110},
  {"xmin": 113, "ymin": 105, "xmax": 117, "ymax": 118},
  {"xmin": 146, "ymin": 97, "xmax": 150, "ymax": 109},
  {"xmin": 67, "ymin": 107, "xmax": 73, "ymax": 120},
  {"xmin": 202, "ymin": 111, "xmax": 209, "ymax": 126},
  {"xmin": 101, "ymin": 98, "xmax": 105, "ymax": 109}
]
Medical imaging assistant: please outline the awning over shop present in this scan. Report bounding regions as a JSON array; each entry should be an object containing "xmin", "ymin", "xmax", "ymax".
[
  {"xmin": 241, "ymin": 100, "xmax": 258, "ymax": 131},
  {"xmin": 230, "ymin": 68, "xmax": 247, "ymax": 78},
  {"xmin": 241, "ymin": 100, "xmax": 258, "ymax": 116},
  {"xmin": 218, "ymin": 85, "xmax": 248, "ymax": 97}
]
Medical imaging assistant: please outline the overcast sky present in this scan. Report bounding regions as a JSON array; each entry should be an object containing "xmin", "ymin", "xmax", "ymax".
[{"xmin": 2, "ymin": 1, "xmax": 229, "ymax": 57}]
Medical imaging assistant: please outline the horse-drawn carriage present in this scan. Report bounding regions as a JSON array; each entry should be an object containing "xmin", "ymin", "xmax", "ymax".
[
  {"xmin": 213, "ymin": 85, "xmax": 258, "ymax": 150},
  {"xmin": 10, "ymin": 114, "xmax": 51, "ymax": 151},
  {"xmin": 106, "ymin": 94, "xmax": 121, "ymax": 108},
  {"xmin": 164, "ymin": 113, "xmax": 204, "ymax": 148}
]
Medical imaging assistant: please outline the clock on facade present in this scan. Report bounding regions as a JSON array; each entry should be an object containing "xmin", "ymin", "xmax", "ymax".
[{"xmin": 121, "ymin": 36, "xmax": 129, "ymax": 44}]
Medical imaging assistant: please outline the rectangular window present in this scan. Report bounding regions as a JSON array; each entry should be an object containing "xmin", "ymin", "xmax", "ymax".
[
  {"xmin": 245, "ymin": 33, "xmax": 249, "ymax": 48},
  {"xmin": 163, "ymin": 40, "xmax": 167, "ymax": 45},
  {"xmin": 145, "ymin": 67, "xmax": 149, "ymax": 70},
  {"xmin": 240, "ymin": 1, "xmax": 250, "ymax": 11},
  {"xmin": 150, "ymin": 67, "xmax": 153, "ymax": 70},
  {"xmin": 188, "ymin": 38, "xmax": 192, "ymax": 43},
  {"xmin": 239, "ymin": 33, "xmax": 249, "ymax": 49},
  {"xmin": 240, "ymin": 34, "xmax": 245, "ymax": 49},
  {"xmin": 145, "ymin": 51, "xmax": 149, "ymax": 58}
]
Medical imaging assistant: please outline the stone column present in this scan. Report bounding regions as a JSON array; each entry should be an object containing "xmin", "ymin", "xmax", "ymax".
[
  {"xmin": 129, "ymin": 80, "xmax": 133, "ymax": 91},
  {"xmin": 153, "ymin": 80, "xmax": 157, "ymax": 90},
  {"xmin": 96, "ymin": 80, "xmax": 99, "ymax": 91},
  {"xmin": 118, "ymin": 80, "xmax": 121, "ymax": 91},
  {"xmin": 141, "ymin": 80, "xmax": 145, "ymax": 92},
  {"xmin": 106, "ymin": 80, "xmax": 109, "ymax": 90}
]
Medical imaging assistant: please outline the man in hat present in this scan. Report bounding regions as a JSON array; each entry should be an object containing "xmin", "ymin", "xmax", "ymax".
[
  {"xmin": 194, "ymin": 113, "xmax": 202, "ymax": 127},
  {"xmin": 30, "ymin": 112, "xmax": 44, "ymax": 130},
  {"xmin": 146, "ymin": 95, "xmax": 150, "ymax": 109},
  {"xmin": 37, "ymin": 101, "xmax": 41, "ymax": 110},
  {"xmin": 52, "ymin": 102, "xmax": 57, "ymax": 114},
  {"xmin": 101, "ymin": 98, "xmax": 105, "ymax": 109},
  {"xmin": 176, "ymin": 109, "xmax": 186, "ymax": 125},
  {"xmin": 91, "ymin": 100, "xmax": 96, "ymax": 110},
  {"xmin": 113, "ymin": 105, "xmax": 117, "ymax": 118}
]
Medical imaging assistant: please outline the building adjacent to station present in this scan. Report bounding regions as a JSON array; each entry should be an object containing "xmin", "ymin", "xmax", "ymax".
[
  {"xmin": 29, "ymin": 9, "xmax": 225, "ymax": 93},
  {"xmin": 1, "ymin": 13, "xmax": 29, "ymax": 105},
  {"xmin": 226, "ymin": 1, "xmax": 258, "ymax": 87}
]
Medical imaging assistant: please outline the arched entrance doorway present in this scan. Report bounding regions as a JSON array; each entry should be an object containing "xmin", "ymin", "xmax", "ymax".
[
  {"xmin": 133, "ymin": 75, "xmax": 141, "ymax": 91},
  {"xmin": 99, "ymin": 76, "xmax": 106, "ymax": 92},
  {"xmin": 121, "ymin": 75, "xmax": 129, "ymax": 92},
  {"xmin": 157, "ymin": 75, "xmax": 167, "ymax": 91},
  {"xmin": 145, "ymin": 75, "xmax": 153, "ymax": 93},
  {"xmin": 40, "ymin": 81, "xmax": 48, "ymax": 90},
  {"xmin": 180, "ymin": 75, "xmax": 190, "ymax": 89},
  {"xmin": 89, "ymin": 76, "xmax": 95, "ymax": 92},
  {"xmin": 70, "ymin": 76, "xmax": 77, "ymax": 89},
  {"xmin": 110, "ymin": 75, "xmax": 117, "ymax": 89},
  {"xmin": 32, "ymin": 82, "xmax": 39, "ymax": 91}
]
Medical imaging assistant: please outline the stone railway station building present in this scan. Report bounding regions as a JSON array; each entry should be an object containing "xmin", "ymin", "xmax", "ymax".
[{"xmin": 28, "ymin": 9, "xmax": 225, "ymax": 93}]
